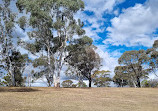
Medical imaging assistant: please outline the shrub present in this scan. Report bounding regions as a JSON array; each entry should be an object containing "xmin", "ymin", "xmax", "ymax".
[
  {"xmin": 77, "ymin": 81, "xmax": 87, "ymax": 88},
  {"xmin": 62, "ymin": 80, "xmax": 73, "ymax": 88},
  {"xmin": 141, "ymin": 79, "xmax": 158, "ymax": 88}
]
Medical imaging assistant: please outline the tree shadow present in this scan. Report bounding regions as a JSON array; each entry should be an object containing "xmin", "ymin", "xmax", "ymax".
[{"xmin": 0, "ymin": 87, "xmax": 40, "ymax": 92}]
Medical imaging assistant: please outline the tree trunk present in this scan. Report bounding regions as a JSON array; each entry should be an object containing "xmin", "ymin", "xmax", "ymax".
[
  {"xmin": 54, "ymin": 75, "xmax": 60, "ymax": 88},
  {"xmin": 48, "ymin": 80, "xmax": 51, "ymax": 87},
  {"xmin": 8, "ymin": 54, "xmax": 15, "ymax": 87},
  {"xmin": 54, "ymin": 81, "xmax": 60, "ymax": 88},
  {"xmin": 28, "ymin": 73, "xmax": 30, "ymax": 87},
  {"xmin": 89, "ymin": 78, "xmax": 91, "ymax": 87},
  {"xmin": 47, "ymin": 46, "xmax": 53, "ymax": 87},
  {"xmin": 55, "ymin": 50, "xmax": 63, "ymax": 88},
  {"xmin": 121, "ymin": 79, "xmax": 123, "ymax": 87},
  {"xmin": 9, "ymin": 68, "xmax": 15, "ymax": 87},
  {"xmin": 54, "ymin": 30, "xmax": 68, "ymax": 88},
  {"xmin": 136, "ymin": 77, "xmax": 141, "ymax": 88},
  {"xmin": 132, "ymin": 81, "xmax": 137, "ymax": 88},
  {"xmin": 78, "ymin": 78, "xmax": 83, "ymax": 88}
]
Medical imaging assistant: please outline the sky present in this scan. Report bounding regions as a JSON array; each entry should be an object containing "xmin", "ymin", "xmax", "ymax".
[{"xmin": 1, "ymin": 0, "xmax": 158, "ymax": 86}]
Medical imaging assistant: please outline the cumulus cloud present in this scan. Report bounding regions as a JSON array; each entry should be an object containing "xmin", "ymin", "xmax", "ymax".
[
  {"xmin": 75, "ymin": 0, "xmax": 125, "ymax": 41},
  {"xmin": 96, "ymin": 47, "xmax": 119, "ymax": 77},
  {"xmin": 83, "ymin": 0, "xmax": 125, "ymax": 17},
  {"xmin": 104, "ymin": 0, "xmax": 158, "ymax": 47}
]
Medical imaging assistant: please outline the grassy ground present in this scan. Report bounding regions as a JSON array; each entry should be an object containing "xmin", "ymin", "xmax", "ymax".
[{"xmin": 0, "ymin": 87, "xmax": 158, "ymax": 111}]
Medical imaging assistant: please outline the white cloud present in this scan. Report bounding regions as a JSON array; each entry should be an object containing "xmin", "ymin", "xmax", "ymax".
[
  {"xmin": 83, "ymin": 27, "xmax": 102, "ymax": 40},
  {"xmin": 114, "ymin": 9, "xmax": 119, "ymax": 16},
  {"xmin": 75, "ymin": 0, "xmax": 125, "ymax": 41},
  {"xmin": 110, "ymin": 50, "xmax": 122, "ymax": 58},
  {"xmin": 96, "ymin": 47, "xmax": 119, "ymax": 77},
  {"xmin": 148, "ymin": 73, "xmax": 157, "ymax": 80},
  {"xmin": 83, "ymin": 0, "xmax": 125, "ymax": 17},
  {"xmin": 104, "ymin": 0, "xmax": 158, "ymax": 47}
]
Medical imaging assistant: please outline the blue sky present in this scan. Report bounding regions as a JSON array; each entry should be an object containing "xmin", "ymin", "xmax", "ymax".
[
  {"xmin": 72, "ymin": 0, "xmax": 158, "ymax": 79},
  {"xmin": 81, "ymin": 0, "xmax": 157, "ymax": 48}
]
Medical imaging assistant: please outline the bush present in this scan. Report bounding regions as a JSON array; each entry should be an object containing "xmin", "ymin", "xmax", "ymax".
[
  {"xmin": 72, "ymin": 84, "xmax": 77, "ymax": 88},
  {"xmin": 141, "ymin": 79, "xmax": 158, "ymax": 88},
  {"xmin": 0, "ymin": 79, "xmax": 3, "ymax": 86},
  {"xmin": 62, "ymin": 80, "xmax": 73, "ymax": 88},
  {"xmin": 77, "ymin": 81, "xmax": 87, "ymax": 88}
]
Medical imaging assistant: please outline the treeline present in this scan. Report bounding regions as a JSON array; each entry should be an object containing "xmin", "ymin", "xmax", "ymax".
[
  {"xmin": 62, "ymin": 40, "xmax": 158, "ymax": 88},
  {"xmin": 113, "ymin": 40, "xmax": 158, "ymax": 88}
]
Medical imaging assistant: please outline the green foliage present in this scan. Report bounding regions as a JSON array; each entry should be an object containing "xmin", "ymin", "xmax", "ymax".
[
  {"xmin": 17, "ymin": 16, "xmax": 27, "ymax": 30},
  {"xmin": 118, "ymin": 50, "xmax": 149, "ymax": 65},
  {"xmin": 3, "ymin": 74, "xmax": 12, "ymax": 86},
  {"xmin": 7, "ymin": 51, "xmax": 29, "ymax": 69},
  {"xmin": 16, "ymin": 0, "xmax": 86, "ymax": 88},
  {"xmin": 0, "ymin": 79, "xmax": 3, "ymax": 86},
  {"xmin": 33, "ymin": 56, "xmax": 48, "ymax": 68},
  {"xmin": 141, "ymin": 79, "xmax": 158, "ymax": 88},
  {"xmin": 2, "ymin": 73, "xmax": 26, "ymax": 87},
  {"xmin": 62, "ymin": 80, "xmax": 73, "ymax": 88},
  {"xmin": 114, "ymin": 40, "xmax": 158, "ymax": 88},
  {"xmin": 5, "ymin": 20, "xmax": 15, "ymax": 33},
  {"xmin": 92, "ymin": 70, "xmax": 111, "ymax": 87},
  {"xmin": 32, "ymin": 56, "xmax": 54, "ymax": 87},
  {"xmin": 113, "ymin": 66, "xmax": 129, "ymax": 87},
  {"xmin": 75, "ymin": 36, "xmax": 93, "ymax": 46},
  {"xmin": 0, "ymin": 0, "xmax": 19, "ymax": 86},
  {"xmin": 65, "ymin": 37, "xmax": 101, "ymax": 87},
  {"xmin": 153, "ymin": 40, "xmax": 158, "ymax": 48},
  {"xmin": 146, "ymin": 40, "xmax": 158, "ymax": 77},
  {"xmin": 141, "ymin": 80, "xmax": 150, "ymax": 87},
  {"xmin": 2, "ymin": 51, "xmax": 29, "ymax": 87},
  {"xmin": 118, "ymin": 50, "xmax": 149, "ymax": 87},
  {"xmin": 77, "ymin": 81, "xmax": 87, "ymax": 88},
  {"xmin": 16, "ymin": 0, "xmax": 85, "ymax": 42},
  {"xmin": 72, "ymin": 84, "xmax": 77, "ymax": 88}
]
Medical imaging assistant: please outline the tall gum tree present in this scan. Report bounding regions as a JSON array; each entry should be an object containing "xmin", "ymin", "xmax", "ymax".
[
  {"xmin": 16, "ymin": 0, "xmax": 85, "ymax": 87},
  {"xmin": 65, "ymin": 36, "xmax": 101, "ymax": 87},
  {"xmin": 113, "ymin": 66, "xmax": 130, "ymax": 87},
  {"xmin": 118, "ymin": 50, "xmax": 149, "ymax": 88},
  {"xmin": 147, "ymin": 40, "xmax": 158, "ymax": 78},
  {"xmin": 0, "ymin": 0, "xmax": 17, "ymax": 86}
]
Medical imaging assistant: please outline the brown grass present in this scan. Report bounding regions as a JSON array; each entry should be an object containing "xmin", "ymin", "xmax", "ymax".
[
  {"xmin": 0, "ymin": 87, "xmax": 158, "ymax": 111},
  {"xmin": 0, "ymin": 87, "xmax": 39, "ymax": 92}
]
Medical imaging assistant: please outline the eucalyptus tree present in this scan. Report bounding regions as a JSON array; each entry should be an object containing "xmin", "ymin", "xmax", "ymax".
[
  {"xmin": 118, "ymin": 50, "xmax": 149, "ymax": 87},
  {"xmin": 65, "ymin": 36, "xmax": 101, "ymax": 87},
  {"xmin": 32, "ymin": 56, "xmax": 54, "ymax": 87},
  {"xmin": 16, "ymin": 0, "xmax": 85, "ymax": 87},
  {"xmin": 92, "ymin": 70, "xmax": 111, "ymax": 87},
  {"xmin": 61, "ymin": 80, "xmax": 73, "ymax": 88},
  {"xmin": 146, "ymin": 40, "xmax": 158, "ymax": 77},
  {"xmin": 113, "ymin": 66, "xmax": 129, "ymax": 87},
  {"xmin": 2, "ymin": 51, "xmax": 29, "ymax": 86},
  {"xmin": 65, "ymin": 36, "xmax": 93, "ymax": 87},
  {"xmin": 0, "ymin": 0, "xmax": 17, "ymax": 86}
]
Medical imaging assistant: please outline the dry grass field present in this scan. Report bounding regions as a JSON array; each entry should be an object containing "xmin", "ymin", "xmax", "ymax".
[{"xmin": 0, "ymin": 87, "xmax": 158, "ymax": 111}]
